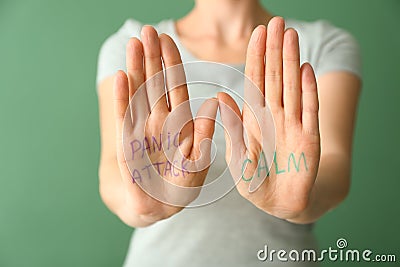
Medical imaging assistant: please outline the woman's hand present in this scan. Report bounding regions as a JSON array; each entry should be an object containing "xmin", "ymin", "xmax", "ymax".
[
  {"xmin": 113, "ymin": 26, "xmax": 218, "ymax": 224},
  {"xmin": 218, "ymin": 17, "xmax": 321, "ymax": 221}
]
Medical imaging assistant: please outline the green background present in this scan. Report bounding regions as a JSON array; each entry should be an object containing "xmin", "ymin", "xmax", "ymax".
[{"xmin": 0, "ymin": 0, "xmax": 399, "ymax": 266}]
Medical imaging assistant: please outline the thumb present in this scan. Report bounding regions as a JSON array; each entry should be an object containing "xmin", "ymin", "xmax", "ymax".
[
  {"xmin": 191, "ymin": 98, "xmax": 219, "ymax": 162},
  {"xmin": 217, "ymin": 92, "xmax": 246, "ymax": 164}
]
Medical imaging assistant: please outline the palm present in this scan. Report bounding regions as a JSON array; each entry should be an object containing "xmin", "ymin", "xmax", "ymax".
[
  {"xmin": 114, "ymin": 27, "xmax": 217, "ymax": 220},
  {"xmin": 122, "ymin": 92, "xmax": 216, "ymax": 206},
  {"xmin": 218, "ymin": 17, "xmax": 321, "ymax": 220}
]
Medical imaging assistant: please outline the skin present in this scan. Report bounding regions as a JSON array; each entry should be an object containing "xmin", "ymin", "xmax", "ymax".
[
  {"xmin": 99, "ymin": 29, "xmax": 219, "ymax": 227},
  {"xmin": 97, "ymin": 0, "xmax": 361, "ymax": 226}
]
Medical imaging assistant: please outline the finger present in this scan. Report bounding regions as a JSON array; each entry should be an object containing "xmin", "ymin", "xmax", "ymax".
[
  {"xmin": 126, "ymin": 38, "xmax": 150, "ymax": 124},
  {"xmin": 113, "ymin": 71, "xmax": 132, "ymax": 163},
  {"xmin": 191, "ymin": 98, "xmax": 219, "ymax": 161},
  {"xmin": 126, "ymin": 37, "xmax": 145, "ymax": 100},
  {"xmin": 141, "ymin": 26, "xmax": 168, "ymax": 113},
  {"xmin": 159, "ymin": 33, "xmax": 190, "ymax": 111},
  {"xmin": 301, "ymin": 63, "xmax": 319, "ymax": 136},
  {"xmin": 265, "ymin": 16, "xmax": 285, "ymax": 110},
  {"xmin": 244, "ymin": 25, "xmax": 267, "ymax": 107},
  {"xmin": 217, "ymin": 92, "xmax": 246, "ymax": 163},
  {"xmin": 283, "ymin": 28, "xmax": 301, "ymax": 126}
]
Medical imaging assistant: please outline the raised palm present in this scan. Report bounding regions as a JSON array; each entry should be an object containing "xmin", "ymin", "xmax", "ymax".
[
  {"xmin": 218, "ymin": 17, "xmax": 321, "ymax": 220},
  {"xmin": 114, "ymin": 26, "xmax": 218, "ymax": 221}
]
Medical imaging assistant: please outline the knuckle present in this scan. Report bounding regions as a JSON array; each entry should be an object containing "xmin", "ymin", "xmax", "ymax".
[
  {"xmin": 284, "ymin": 113, "xmax": 300, "ymax": 127},
  {"xmin": 284, "ymin": 80, "xmax": 298, "ymax": 90},
  {"xmin": 146, "ymin": 74, "xmax": 164, "ymax": 88},
  {"xmin": 194, "ymin": 123, "xmax": 209, "ymax": 137},
  {"xmin": 302, "ymin": 127, "xmax": 320, "ymax": 138},
  {"xmin": 265, "ymin": 71, "xmax": 282, "ymax": 82},
  {"xmin": 302, "ymin": 105, "xmax": 319, "ymax": 114}
]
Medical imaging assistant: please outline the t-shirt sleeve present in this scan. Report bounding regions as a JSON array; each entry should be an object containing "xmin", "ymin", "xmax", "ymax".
[
  {"xmin": 96, "ymin": 19, "xmax": 142, "ymax": 87},
  {"xmin": 313, "ymin": 20, "xmax": 362, "ymax": 79}
]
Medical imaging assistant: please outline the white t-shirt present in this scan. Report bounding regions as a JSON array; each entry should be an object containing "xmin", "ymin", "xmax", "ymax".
[{"xmin": 96, "ymin": 18, "xmax": 361, "ymax": 267}]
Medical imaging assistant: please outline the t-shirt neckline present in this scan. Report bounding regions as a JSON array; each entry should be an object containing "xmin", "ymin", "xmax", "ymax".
[{"xmin": 164, "ymin": 19, "xmax": 246, "ymax": 70}]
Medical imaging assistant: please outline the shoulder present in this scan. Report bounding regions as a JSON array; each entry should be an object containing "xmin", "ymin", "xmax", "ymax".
[
  {"xmin": 287, "ymin": 18, "xmax": 358, "ymax": 48},
  {"xmin": 287, "ymin": 19, "xmax": 361, "ymax": 78},
  {"xmin": 98, "ymin": 19, "xmax": 143, "ymax": 61}
]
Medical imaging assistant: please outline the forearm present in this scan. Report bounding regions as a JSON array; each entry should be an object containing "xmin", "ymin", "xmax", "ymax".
[
  {"xmin": 99, "ymin": 160, "xmax": 155, "ymax": 228},
  {"xmin": 287, "ymin": 153, "xmax": 351, "ymax": 224}
]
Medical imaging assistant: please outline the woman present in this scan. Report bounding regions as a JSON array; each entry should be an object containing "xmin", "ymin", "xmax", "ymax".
[{"xmin": 96, "ymin": 0, "xmax": 361, "ymax": 266}]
